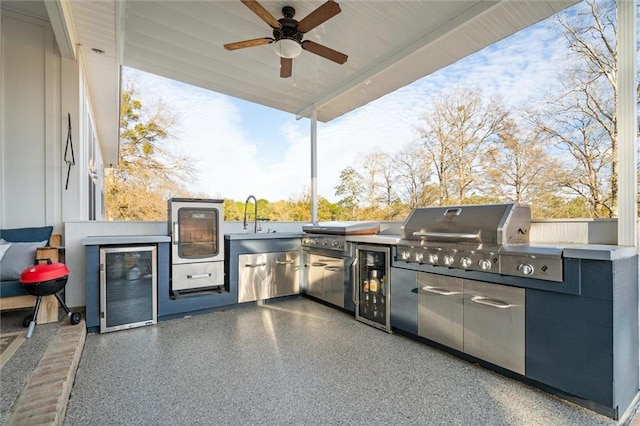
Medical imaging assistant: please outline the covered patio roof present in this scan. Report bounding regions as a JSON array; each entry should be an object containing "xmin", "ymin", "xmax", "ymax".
[{"xmin": 44, "ymin": 0, "xmax": 579, "ymax": 166}]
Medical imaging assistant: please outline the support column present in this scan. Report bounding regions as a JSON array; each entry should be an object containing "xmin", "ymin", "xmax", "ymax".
[
  {"xmin": 310, "ymin": 107, "xmax": 318, "ymax": 224},
  {"xmin": 616, "ymin": 0, "xmax": 638, "ymax": 247}
]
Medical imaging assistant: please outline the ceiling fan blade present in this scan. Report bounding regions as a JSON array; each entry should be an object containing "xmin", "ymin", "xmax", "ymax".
[
  {"xmin": 280, "ymin": 57, "xmax": 293, "ymax": 78},
  {"xmin": 297, "ymin": 0, "xmax": 341, "ymax": 34},
  {"xmin": 240, "ymin": 0, "xmax": 281, "ymax": 29},
  {"xmin": 224, "ymin": 37, "xmax": 274, "ymax": 51},
  {"xmin": 302, "ymin": 40, "xmax": 348, "ymax": 64}
]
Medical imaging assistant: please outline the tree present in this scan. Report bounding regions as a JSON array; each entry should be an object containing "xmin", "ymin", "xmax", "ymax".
[
  {"xmin": 534, "ymin": 0, "xmax": 637, "ymax": 217},
  {"xmin": 105, "ymin": 84, "xmax": 195, "ymax": 220},
  {"xmin": 417, "ymin": 87, "xmax": 508, "ymax": 204},
  {"xmin": 484, "ymin": 117, "xmax": 561, "ymax": 205},
  {"xmin": 393, "ymin": 142, "xmax": 436, "ymax": 208},
  {"xmin": 334, "ymin": 166, "xmax": 363, "ymax": 219}
]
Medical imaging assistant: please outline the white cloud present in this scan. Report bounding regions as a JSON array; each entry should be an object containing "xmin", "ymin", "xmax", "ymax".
[{"xmin": 125, "ymin": 11, "xmax": 573, "ymax": 203}]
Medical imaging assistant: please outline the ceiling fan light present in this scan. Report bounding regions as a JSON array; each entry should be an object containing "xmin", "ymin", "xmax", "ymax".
[{"xmin": 273, "ymin": 39, "xmax": 302, "ymax": 59}]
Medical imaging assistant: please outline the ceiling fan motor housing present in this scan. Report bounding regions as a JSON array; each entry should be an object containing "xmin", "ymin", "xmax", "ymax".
[{"xmin": 274, "ymin": 6, "xmax": 302, "ymax": 42}]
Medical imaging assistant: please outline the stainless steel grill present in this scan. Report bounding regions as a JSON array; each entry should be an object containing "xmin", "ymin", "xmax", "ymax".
[{"xmin": 396, "ymin": 203, "xmax": 563, "ymax": 282}]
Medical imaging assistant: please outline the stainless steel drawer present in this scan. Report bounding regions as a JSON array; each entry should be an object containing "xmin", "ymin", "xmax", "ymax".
[
  {"xmin": 172, "ymin": 261, "xmax": 224, "ymax": 292},
  {"xmin": 417, "ymin": 272, "xmax": 464, "ymax": 351},
  {"xmin": 463, "ymin": 280, "xmax": 525, "ymax": 375}
]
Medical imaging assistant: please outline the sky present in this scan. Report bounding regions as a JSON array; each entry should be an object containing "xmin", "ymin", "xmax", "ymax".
[{"xmin": 124, "ymin": 4, "xmax": 575, "ymax": 204}]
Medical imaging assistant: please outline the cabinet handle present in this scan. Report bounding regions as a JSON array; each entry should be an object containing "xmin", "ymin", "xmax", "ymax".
[
  {"xmin": 311, "ymin": 262, "xmax": 328, "ymax": 267},
  {"xmin": 245, "ymin": 263, "xmax": 267, "ymax": 268},
  {"xmin": 325, "ymin": 266, "xmax": 343, "ymax": 272},
  {"xmin": 173, "ymin": 222, "xmax": 179, "ymax": 244},
  {"xmin": 352, "ymin": 255, "xmax": 358, "ymax": 305},
  {"xmin": 187, "ymin": 273, "xmax": 211, "ymax": 279},
  {"xmin": 470, "ymin": 296, "xmax": 512, "ymax": 309},
  {"xmin": 422, "ymin": 286, "xmax": 460, "ymax": 296},
  {"xmin": 276, "ymin": 260, "xmax": 294, "ymax": 265},
  {"xmin": 412, "ymin": 231, "xmax": 479, "ymax": 241}
]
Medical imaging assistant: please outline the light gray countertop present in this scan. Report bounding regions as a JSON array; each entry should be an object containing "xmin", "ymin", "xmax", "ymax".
[
  {"xmin": 346, "ymin": 234, "xmax": 402, "ymax": 245},
  {"xmin": 225, "ymin": 232, "xmax": 303, "ymax": 241},
  {"xmin": 81, "ymin": 235, "xmax": 171, "ymax": 245},
  {"xmin": 225, "ymin": 232, "xmax": 636, "ymax": 261},
  {"xmin": 556, "ymin": 244, "xmax": 637, "ymax": 261}
]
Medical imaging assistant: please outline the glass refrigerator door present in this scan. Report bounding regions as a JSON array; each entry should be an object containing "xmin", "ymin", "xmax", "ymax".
[
  {"xmin": 100, "ymin": 245, "xmax": 157, "ymax": 333},
  {"xmin": 356, "ymin": 245, "xmax": 390, "ymax": 331}
]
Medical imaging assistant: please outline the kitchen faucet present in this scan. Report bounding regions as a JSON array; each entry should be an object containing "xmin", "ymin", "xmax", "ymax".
[{"xmin": 243, "ymin": 195, "xmax": 258, "ymax": 233}]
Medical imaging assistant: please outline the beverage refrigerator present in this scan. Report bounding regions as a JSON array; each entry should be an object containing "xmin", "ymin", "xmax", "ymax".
[{"xmin": 355, "ymin": 244, "xmax": 391, "ymax": 332}]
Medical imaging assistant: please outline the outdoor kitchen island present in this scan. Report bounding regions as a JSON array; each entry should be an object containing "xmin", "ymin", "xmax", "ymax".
[{"xmin": 387, "ymin": 243, "xmax": 638, "ymax": 421}]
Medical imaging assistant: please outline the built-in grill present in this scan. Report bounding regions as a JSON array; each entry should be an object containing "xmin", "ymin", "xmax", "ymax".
[
  {"xmin": 301, "ymin": 221, "xmax": 380, "ymax": 311},
  {"xmin": 301, "ymin": 221, "xmax": 380, "ymax": 254},
  {"xmin": 396, "ymin": 203, "xmax": 563, "ymax": 282}
]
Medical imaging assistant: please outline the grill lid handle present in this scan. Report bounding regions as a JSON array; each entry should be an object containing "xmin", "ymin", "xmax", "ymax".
[{"xmin": 412, "ymin": 231, "xmax": 480, "ymax": 241}]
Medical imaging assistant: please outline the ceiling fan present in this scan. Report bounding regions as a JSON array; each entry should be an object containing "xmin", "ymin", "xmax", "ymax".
[{"xmin": 224, "ymin": 0, "xmax": 348, "ymax": 78}]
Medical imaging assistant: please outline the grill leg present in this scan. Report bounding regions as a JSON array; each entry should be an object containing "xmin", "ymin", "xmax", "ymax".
[
  {"xmin": 54, "ymin": 292, "xmax": 71, "ymax": 315},
  {"xmin": 26, "ymin": 296, "xmax": 42, "ymax": 339}
]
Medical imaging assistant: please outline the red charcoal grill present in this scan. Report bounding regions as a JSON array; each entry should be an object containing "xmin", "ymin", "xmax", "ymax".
[{"xmin": 19, "ymin": 259, "xmax": 82, "ymax": 338}]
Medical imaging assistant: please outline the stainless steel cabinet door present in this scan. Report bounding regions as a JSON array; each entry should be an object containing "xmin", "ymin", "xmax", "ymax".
[
  {"xmin": 271, "ymin": 251, "xmax": 300, "ymax": 298},
  {"xmin": 463, "ymin": 280, "xmax": 525, "ymax": 375},
  {"xmin": 305, "ymin": 253, "xmax": 345, "ymax": 308},
  {"xmin": 306, "ymin": 253, "xmax": 325, "ymax": 299},
  {"xmin": 238, "ymin": 253, "xmax": 269, "ymax": 303},
  {"xmin": 417, "ymin": 272, "xmax": 463, "ymax": 351}
]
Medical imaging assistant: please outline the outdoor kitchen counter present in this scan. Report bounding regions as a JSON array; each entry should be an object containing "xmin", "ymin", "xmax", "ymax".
[
  {"xmin": 224, "ymin": 232, "xmax": 303, "ymax": 240},
  {"xmin": 346, "ymin": 234, "xmax": 401, "ymax": 245},
  {"xmin": 551, "ymin": 243, "xmax": 637, "ymax": 260}
]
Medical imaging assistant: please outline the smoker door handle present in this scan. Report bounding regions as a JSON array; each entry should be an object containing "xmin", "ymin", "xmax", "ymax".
[
  {"xmin": 173, "ymin": 222, "xmax": 179, "ymax": 244},
  {"xmin": 245, "ymin": 263, "xmax": 267, "ymax": 268},
  {"xmin": 470, "ymin": 296, "xmax": 512, "ymax": 309},
  {"xmin": 412, "ymin": 231, "xmax": 479, "ymax": 241},
  {"xmin": 422, "ymin": 286, "xmax": 460, "ymax": 296},
  {"xmin": 187, "ymin": 273, "xmax": 211, "ymax": 279}
]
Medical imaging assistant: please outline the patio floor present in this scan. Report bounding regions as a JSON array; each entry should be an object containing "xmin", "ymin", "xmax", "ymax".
[{"xmin": 1, "ymin": 298, "xmax": 636, "ymax": 425}]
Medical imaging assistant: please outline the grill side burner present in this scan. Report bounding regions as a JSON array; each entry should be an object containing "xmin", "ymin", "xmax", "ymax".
[{"xmin": 396, "ymin": 203, "xmax": 563, "ymax": 282}]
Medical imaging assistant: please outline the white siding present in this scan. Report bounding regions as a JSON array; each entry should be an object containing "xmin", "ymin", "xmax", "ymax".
[{"xmin": 1, "ymin": 11, "xmax": 55, "ymax": 228}]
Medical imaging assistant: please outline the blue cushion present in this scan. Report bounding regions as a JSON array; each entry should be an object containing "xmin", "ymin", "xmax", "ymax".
[
  {"xmin": 0, "ymin": 226, "xmax": 53, "ymax": 244},
  {"xmin": 0, "ymin": 281, "xmax": 27, "ymax": 297}
]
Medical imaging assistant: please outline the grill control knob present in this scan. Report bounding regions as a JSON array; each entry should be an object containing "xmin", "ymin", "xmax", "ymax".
[
  {"xmin": 322, "ymin": 239, "xmax": 328, "ymax": 246},
  {"xmin": 518, "ymin": 263, "xmax": 535, "ymax": 276},
  {"xmin": 414, "ymin": 252, "xmax": 424, "ymax": 263},
  {"xmin": 443, "ymin": 255, "xmax": 454, "ymax": 267},
  {"xmin": 400, "ymin": 250, "xmax": 411, "ymax": 261},
  {"xmin": 460, "ymin": 257, "xmax": 472, "ymax": 269},
  {"xmin": 478, "ymin": 259, "xmax": 492, "ymax": 271},
  {"xmin": 428, "ymin": 253, "xmax": 438, "ymax": 264},
  {"xmin": 332, "ymin": 240, "xmax": 342, "ymax": 249}
]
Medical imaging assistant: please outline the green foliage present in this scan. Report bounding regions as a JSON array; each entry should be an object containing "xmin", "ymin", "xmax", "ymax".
[{"xmin": 105, "ymin": 84, "xmax": 197, "ymax": 220}]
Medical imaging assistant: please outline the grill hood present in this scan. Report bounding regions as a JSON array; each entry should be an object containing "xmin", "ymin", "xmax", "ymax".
[{"xmin": 400, "ymin": 203, "xmax": 531, "ymax": 246}]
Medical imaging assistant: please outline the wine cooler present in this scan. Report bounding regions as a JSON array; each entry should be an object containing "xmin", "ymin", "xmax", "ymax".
[
  {"xmin": 355, "ymin": 244, "xmax": 391, "ymax": 332},
  {"xmin": 100, "ymin": 245, "xmax": 157, "ymax": 333}
]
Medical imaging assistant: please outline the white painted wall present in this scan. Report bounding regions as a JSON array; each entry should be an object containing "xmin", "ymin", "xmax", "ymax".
[
  {"xmin": 1, "ymin": 10, "xmax": 60, "ymax": 229},
  {"xmin": 1, "ymin": 8, "xmax": 100, "ymax": 233}
]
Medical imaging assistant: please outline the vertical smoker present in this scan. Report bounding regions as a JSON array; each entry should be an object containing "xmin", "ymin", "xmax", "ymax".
[
  {"xmin": 168, "ymin": 198, "xmax": 225, "ymax": 295},
  {"xmin": 355, "ymin": 244, "xmax": 391, "ymax": 332}
]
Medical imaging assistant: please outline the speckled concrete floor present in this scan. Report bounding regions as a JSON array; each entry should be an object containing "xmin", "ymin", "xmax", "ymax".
[{"xmin": 64, "ymin": 298, "xmax": 617, "ymax": 426}]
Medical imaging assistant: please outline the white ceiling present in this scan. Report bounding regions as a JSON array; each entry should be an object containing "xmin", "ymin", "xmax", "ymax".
[{"xmin": 5, "ymin": 0, "xmax": 580, "ymax": 165}]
